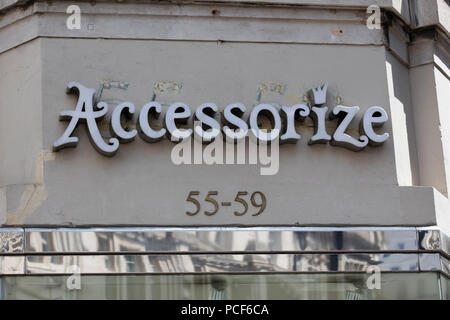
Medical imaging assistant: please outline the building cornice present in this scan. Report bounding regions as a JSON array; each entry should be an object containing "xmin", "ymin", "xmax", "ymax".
[
  {"xmin": 2, "ymin": 0, "xmax": 449, "ymax": 35},
  {"xmin": 0, "ymin": 1, "xmax": 389, "ymax": 54},
  {"xmin": 0, "ymin": 0, "xmax": 412, "ymax": 24}
]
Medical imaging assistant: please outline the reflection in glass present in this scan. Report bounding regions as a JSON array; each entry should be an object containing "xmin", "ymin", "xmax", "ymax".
[{"xmin": 0, "ymin": 272, "xmax": 446, "ymax": 300}]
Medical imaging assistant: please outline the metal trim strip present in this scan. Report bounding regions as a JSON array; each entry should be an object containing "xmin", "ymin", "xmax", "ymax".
[
  {"xmin": 21, "ymin": 227, "xmax": 419, "ymax": 254},
  {"xmin": 23, "ymin": 253, "xmax": 419, "ymax": 275}
]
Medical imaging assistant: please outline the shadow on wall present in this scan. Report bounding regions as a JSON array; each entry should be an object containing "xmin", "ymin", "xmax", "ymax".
[{"xmin": 385, "ymin": 52, "xmax": 419, "ymax": 187}]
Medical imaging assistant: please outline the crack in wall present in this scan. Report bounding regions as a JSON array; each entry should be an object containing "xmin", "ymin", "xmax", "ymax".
[{"xmin": 5, "ymin": 150, "xmax": 55, "ymax": 225}]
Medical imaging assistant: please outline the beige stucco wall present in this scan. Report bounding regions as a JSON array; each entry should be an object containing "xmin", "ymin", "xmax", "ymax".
[
  {"xmin": 435, "ymin": 67, "xmax": 450, "ymax": 197},
  {"xmin": 0, "ymin": 40, "xmax": 43, "ymax": 187},
  {"xmin": 0, "ymin": 39, "xmax": 43, "ymax": 225}
]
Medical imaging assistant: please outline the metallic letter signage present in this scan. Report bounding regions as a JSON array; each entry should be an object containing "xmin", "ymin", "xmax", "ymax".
[
  {"xmin": 53, "ymin": 82, "xmax": 119, "ymax": 156},
  {"xmin": 53, "ymin": 81, "xmax": 390, "ymax": 155}
]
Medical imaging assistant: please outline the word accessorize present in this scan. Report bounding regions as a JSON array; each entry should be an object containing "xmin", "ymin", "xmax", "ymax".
[{"xmin": 53, "ymin": 82, "xmax": 390, "ymax": 156}]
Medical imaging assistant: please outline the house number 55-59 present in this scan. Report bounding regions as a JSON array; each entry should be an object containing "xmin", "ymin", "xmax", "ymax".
[{"xmin": 185, "ymin": 191, "xmax": 266, "ymax": 217}]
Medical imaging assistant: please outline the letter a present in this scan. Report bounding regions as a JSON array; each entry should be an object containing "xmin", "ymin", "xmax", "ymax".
[{"xmin": 53, "ymin": 81, "xmax": 119, "ymax": 156}]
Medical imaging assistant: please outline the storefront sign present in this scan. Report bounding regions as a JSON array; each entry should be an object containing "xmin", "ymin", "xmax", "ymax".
[{"xmin": 53, "ymin": 81, "xmax": 389, "ymax": 156}]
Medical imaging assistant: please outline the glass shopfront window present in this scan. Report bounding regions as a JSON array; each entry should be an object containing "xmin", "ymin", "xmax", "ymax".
[
  {"xmin": 1, "ymin": 273, "xmax": 447, "ymax": 300},
  {"xmin": 442, "ymin": 274, "xmax": 450, "ymax": 300}
]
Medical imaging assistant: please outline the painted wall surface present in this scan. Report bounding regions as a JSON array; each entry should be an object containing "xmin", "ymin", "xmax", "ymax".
[
  {"xmin": 385, "ymin": 52, "xmax": 418, "ymax": 187},
  {"xmin": 410, "ymin": 64, "xmax": 448, "ymax": 197},
  {"xmin": 435, "ymin": 67, "xmax": 450, "ymax": 196},
  {"xmin": 0, "ymin": 40, "xmax": 43, "ymax": 225},
  {"xmin": 0, "ymin": 37, "xmax": 439, "ymax": 226}
]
